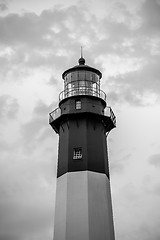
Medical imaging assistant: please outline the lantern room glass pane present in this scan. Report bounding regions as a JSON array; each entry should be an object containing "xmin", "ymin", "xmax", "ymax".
[
  {"xmin": 94, "ymin": 74, "xmax": 98, "ymax": 83},
  {"xmin": 85, "ymin": 71, "xmax": 90, "ymax": 81},
  {"xmin": 78, "ymin": 71, "xmax": 85, "ymax": 81},
  {"xmin": 92, "ymin": 73, "xmax": 95, "ymax": 81},
  {"xmin": 86, "ymin": 71, "xmax": 92, "ymax": 81},
  {"xmin": 71, "ymin": 71, "xmax": 78, "ymax": 82},
  {"xmin": 68, "ymin": 73, "xmax": 71, "ymax": 83}
]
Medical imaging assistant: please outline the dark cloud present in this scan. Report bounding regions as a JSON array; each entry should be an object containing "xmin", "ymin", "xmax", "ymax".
[
  {"xmin": 20, "ymin": 101, "xmax": 56, "ymax": 154},
  {"xmin": 0, "ymin": 139, "xmax": 13, "ymax": 152},
  {"xmin": 149, "ymin": 153, "xmax": 160, "ymax": 167},
  {"xmin": 0, "ymin": 137, "xmax": 56, "ymax": 240},
  {"xmin": 139, "ymin": 0, "xmax": 160, "ymax": 35},
  {"xmin": 142, "ymin": 174, "xmax": 160, "ymax": 196},
  {"xmin": 105, "ymin": 54, "xmax": 160, "ymax": 106},
  {"xmin": 110, "ymin": 153, "xmax": 131, "ymax": 174},
  {"xmin": 0, "ymin": 6, "xmax": 90, "ymax": 48},
  {"xmin": 21, "ymin": 116, "xmax": 49, "ymax": 153},
  {"xmin": 152, "ymin": 183, "xmax": 160, "ymax": 195},
  {"xmin": 0, "ymin": 12, "xmax": 48, "ymax": 47},
  {"xmin": 47, "ymin": 75, "xmax": 59, "ymax": 86},
  {"xmin": 91, "ymin": 1, "xmax": 160, "ymax": 106},
  {"xmin": 137, "ymin": 222, "xmax": 160, "ymax": 240},
  {"xmin": 92, "ymin": 21, "xmax": 131, "ymax": 56},
  {"xmin": 0, "ymin": 0, "xmax": 8, "ymax": 12},
  {"xmin": 0, "ymin": 6, "xmax": 97, "ymax": 71},
  {"xmin": 33, "ymin": 100, "xmax": 50, "ymax": 116},
  {"xmin": 113, "ymin": 179, "xmax": 160, "ymax": 240},
  {"xmin": 0, "ymin": 95, "xmax": 19, "ymax": 121},
  {"xmin": 0, "ymin": 187, "xmax": 54, "ymax": 240},
  {"xmin": 0, "ymin": 235, "xmax": 17, "ymax": 240}
]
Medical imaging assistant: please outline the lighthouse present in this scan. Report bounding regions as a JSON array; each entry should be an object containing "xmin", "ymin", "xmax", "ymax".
[{"xmin": 49, "ymin": 54, "xmax": 116, "ymax": 240}]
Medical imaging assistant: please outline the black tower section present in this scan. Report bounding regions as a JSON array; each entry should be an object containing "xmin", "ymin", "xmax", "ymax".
[{"xmin": 49, "ymin": 57, "xmax": 116, "ymax": 178}]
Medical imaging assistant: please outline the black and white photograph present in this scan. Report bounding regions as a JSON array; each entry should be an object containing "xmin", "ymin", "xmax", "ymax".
[{"xmin": 0, "ymin": 0, "xmax": 160, "ymax": 240}]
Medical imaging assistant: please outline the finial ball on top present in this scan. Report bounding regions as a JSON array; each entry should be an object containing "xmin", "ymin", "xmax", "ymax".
[{"xmin": 78, "ymin": 57, "xmax": 85, "ymax": 65}]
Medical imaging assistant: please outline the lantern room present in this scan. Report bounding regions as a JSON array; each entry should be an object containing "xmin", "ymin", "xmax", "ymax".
[{"xmin": 59, "ymin": 57, "xmax": 106, "ymax": 102}]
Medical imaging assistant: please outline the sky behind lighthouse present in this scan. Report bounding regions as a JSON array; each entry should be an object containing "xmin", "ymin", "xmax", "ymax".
[{"xmin": 0, "ymin": 0, "xmax": 160, "ymax": 240}]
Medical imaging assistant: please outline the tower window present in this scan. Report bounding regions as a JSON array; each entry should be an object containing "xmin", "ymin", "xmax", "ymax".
[
  {"xmin": 75, "ymin": 100, "xmax": 81, "ymax": 109},
  {"xmin": 73, "ymin": 148, "xmax": 82, "ymax": 160}
]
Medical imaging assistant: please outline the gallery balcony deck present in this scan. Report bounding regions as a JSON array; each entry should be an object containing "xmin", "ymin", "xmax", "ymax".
[{"xmin": 49, "ymin": 105, "xmax": 116, "ymax": 133}]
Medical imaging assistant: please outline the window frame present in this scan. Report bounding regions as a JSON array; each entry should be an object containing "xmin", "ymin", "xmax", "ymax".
[
  {"xmin": 75, "ymin": 100, "xmax": 81, "ymax": 110},
  {"xmin": 73, "ymin": 148, "xmax": 82, "ymax": 160}
]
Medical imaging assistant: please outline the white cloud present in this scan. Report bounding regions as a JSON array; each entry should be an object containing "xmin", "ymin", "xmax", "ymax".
[{"xmin": 96, "ymin": 54, "xmax": 144, "ymax": 78}]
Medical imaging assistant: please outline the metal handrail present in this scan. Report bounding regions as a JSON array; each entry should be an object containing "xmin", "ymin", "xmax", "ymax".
[
  {"xmin": 110, "ymin": 107, "xmax": 116, "ymax": 126},
  {"xmin": 49, "ymin": 107, "xmax": 61, "ymax": 122},
  {"xmin": 104, "ymin": 107, "xmax": 116, "ymax": 126},
  {"xmin": 49, "ymin": 105, "xmax": 116, "ymax": 127},
  {"xmin": 59, "ymin": 87, "xmax": 106, "ymax": 102}
]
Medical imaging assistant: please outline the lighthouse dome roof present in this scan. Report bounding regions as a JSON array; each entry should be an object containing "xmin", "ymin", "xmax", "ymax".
[{"xmin": 62, "ymin": 58, "xmax": 102, "ymax": 79}]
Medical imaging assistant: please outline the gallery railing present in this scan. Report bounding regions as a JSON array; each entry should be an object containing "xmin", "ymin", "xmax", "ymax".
[
  {"xmin": 59, "ymin": 87, "xmax": 106, "ymax": 102},
  {"xmin": 49, "ymin": 105, "xmax": 116, "ymax": 127}
]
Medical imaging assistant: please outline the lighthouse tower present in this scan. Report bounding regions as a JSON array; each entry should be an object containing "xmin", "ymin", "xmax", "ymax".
[{"xmin": 49, "ymin": 55, "xmax": 116, "ymax": 240}]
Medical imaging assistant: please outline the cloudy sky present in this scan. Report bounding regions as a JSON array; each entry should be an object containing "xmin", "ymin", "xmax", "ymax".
[{"xmin": 0, "ymin": 0, "xmax": 160, "ymax": 239}]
